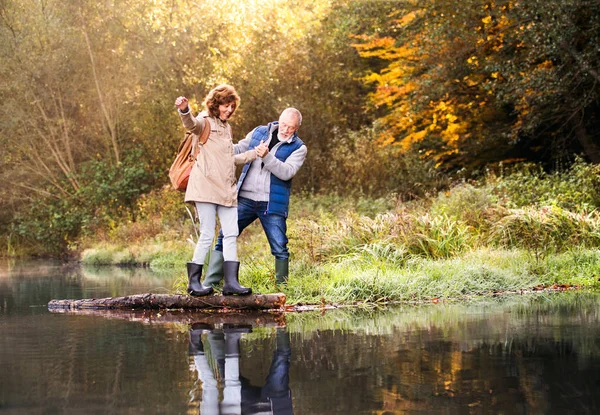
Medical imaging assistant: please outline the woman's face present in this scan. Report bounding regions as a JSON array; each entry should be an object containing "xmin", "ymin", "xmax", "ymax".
[{"xmin": 218, "ymin": 102, "xmax": 236, "ymax": 121}]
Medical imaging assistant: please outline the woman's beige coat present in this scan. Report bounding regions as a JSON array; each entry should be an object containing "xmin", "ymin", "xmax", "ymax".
[{"xmin": 180, "ymin": 110, "xmax": 256, "ymax": 206}]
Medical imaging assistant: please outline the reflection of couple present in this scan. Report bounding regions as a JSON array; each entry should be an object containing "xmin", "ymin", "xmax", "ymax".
[{"xmin": 189, "ymin": 324, "xmax": 293, "ymax": 415}]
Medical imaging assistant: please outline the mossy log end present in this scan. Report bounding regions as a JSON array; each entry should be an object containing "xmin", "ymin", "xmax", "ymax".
[{"xmin": 48, "ymin": 293, "xmax": 286, "ymax": 311}]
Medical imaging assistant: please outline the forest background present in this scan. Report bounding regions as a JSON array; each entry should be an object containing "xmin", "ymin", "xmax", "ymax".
[{"xmin": 1, "ymin": 0, "xmax": 600, "ymax": 300}]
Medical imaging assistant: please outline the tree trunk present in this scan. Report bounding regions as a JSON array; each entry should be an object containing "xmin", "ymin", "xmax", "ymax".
[
  {"xmin": 575, "ymin": 122, "xmax": 600, "ymax": 163},
  {"xmin": 48, "ymin": 293, "xmax": 286, "ymax": 311}
]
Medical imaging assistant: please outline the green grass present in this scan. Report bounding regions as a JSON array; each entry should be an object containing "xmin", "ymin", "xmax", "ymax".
[
  {"xmin": 275, "ymin": 248, "xmax": 600, "ymax": 305},
  {"xmin": 132, "ymin": 244, "xmax": 600, "ymax": 306},
  {"xmin": 79, "ymin": 205, "xmax": 600, "ymax": 306}
]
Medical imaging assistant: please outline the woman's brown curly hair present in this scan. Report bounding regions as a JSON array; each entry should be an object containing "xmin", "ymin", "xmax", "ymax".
[{"xmin": 203, "ymin": 84, "xmax": 240, "ymax": 118}]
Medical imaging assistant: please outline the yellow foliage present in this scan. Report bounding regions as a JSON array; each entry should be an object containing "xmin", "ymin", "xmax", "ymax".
[
  {"xmin": 445, "ymin": 113, "xmax": 458, "ymax": 123},
  {"xmin": 377, "ymin": 131, "xmax": 397, "ymax": 147},
  {"xmin": 351, "ymin": 4, "xmax": 502, "ymax": 165},
  {"xmin": 467, "ymin": 56, "xmax": 479, "ymax": 66},
  {"xmin": 463, "ymin": 75, "xmax": 481, "ymax": 87},
  {"xmin": 398, "ymin": 11, "xmax": 418, "ymax": 26},
  {"xmin": 537, "ymin": 60, "xmax": 554, "ymax": 70},
  {"xmin": 351, "ymin": 36, "xmax": 396, "ymax": 55},
  {"xmin": 401, "ymin": 129, "xmax": 428, "ymax": 151}
]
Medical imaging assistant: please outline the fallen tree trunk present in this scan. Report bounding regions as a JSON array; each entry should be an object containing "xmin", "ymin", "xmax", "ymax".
[
  {"xmin": 48, "ymin": 308, "xmax": 286, "ymax": 327},
  {"xmin": 48, "ymin": 293, "xmax": 286, "ymax": 311}
]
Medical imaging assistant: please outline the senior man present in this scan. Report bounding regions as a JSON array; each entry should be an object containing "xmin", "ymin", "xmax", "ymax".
[{"xmin": 205, "ymin": 108, "xmax": 307, "ymax": 287}]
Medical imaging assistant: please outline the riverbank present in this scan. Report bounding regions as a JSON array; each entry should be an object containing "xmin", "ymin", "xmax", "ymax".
[
  {"xmin": 79, "ymin": 242, "xmax": 600, "ymax": 306},
  {"xmin": 73, "ymin": 161, "xmax": 600, "ymax": 306}
]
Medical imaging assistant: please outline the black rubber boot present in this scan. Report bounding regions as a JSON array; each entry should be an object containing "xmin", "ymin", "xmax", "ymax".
[
  {"xmin": 203, "ymin": 250, "xmax": 224, "ymax": 288},
  {"xmin": 186, "ymin": 262, "xmax": 213, "ymax": 297},
  {"xmin": 275, "ymin": 258, "xmax": 289, "ymax": 285},
  {"xmin": 188, "ymin": 323, "xmax": 213, "ymax": 355},
  {"xmin": 188, "ymin": 328, "xmax": 205, "ymax": 356},
  {"xmin": 224, "ymin": 332, "xmax": 242, "ymax": 357},
  {"xmin": 222, "ymin": 261, "xmax": 252, "ymax": 296}
]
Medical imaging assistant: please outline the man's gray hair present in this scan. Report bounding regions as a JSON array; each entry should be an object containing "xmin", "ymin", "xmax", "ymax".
[{"xmin": 282, "ymin": 107, "xmax": 302, "ymax": 126}]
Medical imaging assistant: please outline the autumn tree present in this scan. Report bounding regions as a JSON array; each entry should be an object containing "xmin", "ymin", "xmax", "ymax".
[
  {"xmin": 1, "ymin": 0, "xmax": 377, "ymax": 254},
  {"xmin": 353, "ymin": 0, "xmax": 600, "ymax": 170}
]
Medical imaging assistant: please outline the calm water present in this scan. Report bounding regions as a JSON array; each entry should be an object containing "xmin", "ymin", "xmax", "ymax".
[{"xmin": 1, "ymin": 260, "xmax": 600, "ymax": 414}]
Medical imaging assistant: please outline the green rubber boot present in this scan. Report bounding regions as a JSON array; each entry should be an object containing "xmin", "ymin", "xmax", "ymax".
[
  {"xmin": 275, "ymin": 258, "xmax": 289, "ymax": 285},
  {"xmin": 203, "ymin": 250, "xmax": 224, "ymax": 288}
]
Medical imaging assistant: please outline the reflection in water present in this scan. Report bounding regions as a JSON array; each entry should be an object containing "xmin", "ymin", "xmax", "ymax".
[
  {"xmin": 4, "ymin": 261, "xmax": 600, "ymax": 414},
  {"xmin": 189, "ymin": 324, "xmax": 292, "ymax": 415},
  {"xmin": 0, "ymin": 261, "xmax": 173, "ymax": 315},
  {"xmin": 283, "ymin": 294, "xmax": 600, "ymax": 414}
]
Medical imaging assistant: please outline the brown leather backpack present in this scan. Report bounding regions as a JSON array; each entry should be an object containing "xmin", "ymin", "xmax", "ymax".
[{"xmin": 168, "ymin": 117, "xmax": 210, "ymax": 192}]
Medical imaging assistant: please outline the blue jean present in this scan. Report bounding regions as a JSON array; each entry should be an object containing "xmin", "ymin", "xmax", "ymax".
[{"xmin": 216, "ymin": 197, "xmax": 289, "ymax": 260}]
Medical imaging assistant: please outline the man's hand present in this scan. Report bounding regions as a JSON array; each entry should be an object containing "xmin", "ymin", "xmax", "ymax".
[
  {"xmin": 256, "ymin": 141, "xmax": 269, "ymax": 158},
  {"xmin": 174, "ymin": 96, "xmax": 189, "ymax": 112}
]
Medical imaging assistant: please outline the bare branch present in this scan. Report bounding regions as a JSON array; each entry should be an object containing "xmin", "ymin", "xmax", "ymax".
[
  {"xmin": 32, "ymin": 100, "xmax": 80, "ymax": 191},
  {"xmin": 79, "ymin": 7, "xmax": 120, "ymax": 164},
  {"xmin": 16, "ymin": 183, "xmax": 62, "ymax": 200},
  {"xmin": 560, "ymin": 42, "xmax": 600, "ymax": 83}
]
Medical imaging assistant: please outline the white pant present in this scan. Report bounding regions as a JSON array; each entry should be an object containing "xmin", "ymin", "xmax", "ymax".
[
  {"xmin": 192, "ymin": 202, "xmax": 238, "ymax": 263},
  {"xmin": 193, "ymin": 348, "xmax": 241, "ymax": 415}
]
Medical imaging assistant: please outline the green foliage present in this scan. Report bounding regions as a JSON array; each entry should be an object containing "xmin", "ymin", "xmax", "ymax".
[
  {"xmin": 81, "ymin": 246, "xmax": 123, "ymax": 266},
  {"xmin": 284, "ymin": 248, "xmax": 567, "ymax": 304},
  {"xmin": 336, "ymin": 242, "xmax": 408, "ymax": 270},
  {"xmin": 76, "ymin": 150, "xmax": 156, "ymax": 228},
  {"xmin": 81, "ymin": 240, "xmax": 192, "ymax": 269},
  {"xmin": 290, "ymin": 192, "xmax": 395, "ymax": 219},
  {"xmin": 10, "ymin": 150, "xmax": 156, "ymax": 255},
  {"xmin": 484, "ymin": 0, "xmax": 600, "ymax": 161},
  {"xmin": 11, "ymin": 197, "xmax": 87, "ymax": 256},
  {"xmin": 488, "ymin": 159, "xmax": 600, "ymax": 212},
  {"xmin": 289, "ymin": 211, "xmax": 400, "ymax": 262},
  {"xmin": 544, "ymin": 249, "xmax": 600, "ymax": 287},
  {"xmin": 322, "ymin": 125, "xmax": 449, "ymax": 199}
]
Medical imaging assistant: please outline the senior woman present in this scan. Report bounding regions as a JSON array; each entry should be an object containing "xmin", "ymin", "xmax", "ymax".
[{"xmin": 174, "ymin": 84, "xmax": 266, "ymax": 297}]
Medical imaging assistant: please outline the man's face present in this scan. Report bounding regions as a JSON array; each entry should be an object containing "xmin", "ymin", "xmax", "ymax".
[
  {"xmin": 278, "ymin": 111, "xmax": 299, "ymax": 140},
  {"xmin": 218, "ymin": 102, "xmax": 236, "ymax": 120}
]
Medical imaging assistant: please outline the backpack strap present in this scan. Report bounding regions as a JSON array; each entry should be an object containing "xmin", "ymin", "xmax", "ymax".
[{"xmin": 191, "ymin": 116, "xmax": 210, "ymax": 159}]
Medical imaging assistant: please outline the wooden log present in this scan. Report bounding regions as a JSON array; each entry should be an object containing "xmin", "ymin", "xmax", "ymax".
[
  {"xmin": 47, "ymin": 308, "xmax": 287, "ymax": 327},
  {"xmin": 48, "ymin": 293, "xmax": 286, "ymax": 311}
]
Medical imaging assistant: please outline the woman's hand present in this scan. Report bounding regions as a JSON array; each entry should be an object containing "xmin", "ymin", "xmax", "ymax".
[{"xmin": 174, "ymin": 96, "xmax": 189, "ymax": 112}]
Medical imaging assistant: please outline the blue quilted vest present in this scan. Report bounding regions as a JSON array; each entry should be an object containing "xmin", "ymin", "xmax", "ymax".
[{"xmin": 237, "ymin": 122, "xmax": 304, "ymax": 217}]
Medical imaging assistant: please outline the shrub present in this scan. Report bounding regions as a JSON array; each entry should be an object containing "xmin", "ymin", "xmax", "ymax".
[
  {"xmin": 400, "ymin": 213, "xmax": 477, "ymax": 259},
  {"xmin": 488, "ymin": 206, "xmax": 600, "ymax": 255},
  {"xmin": 317, "ymin": 125, "xmax": 449, "ymax": 199},
  {"xmin": 430, "ymin": 184, "xmax": 495, "ymax": 227},
  {"xmin": 488, "ymin": 158, "xmax": 600, "ymax": 212}
]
